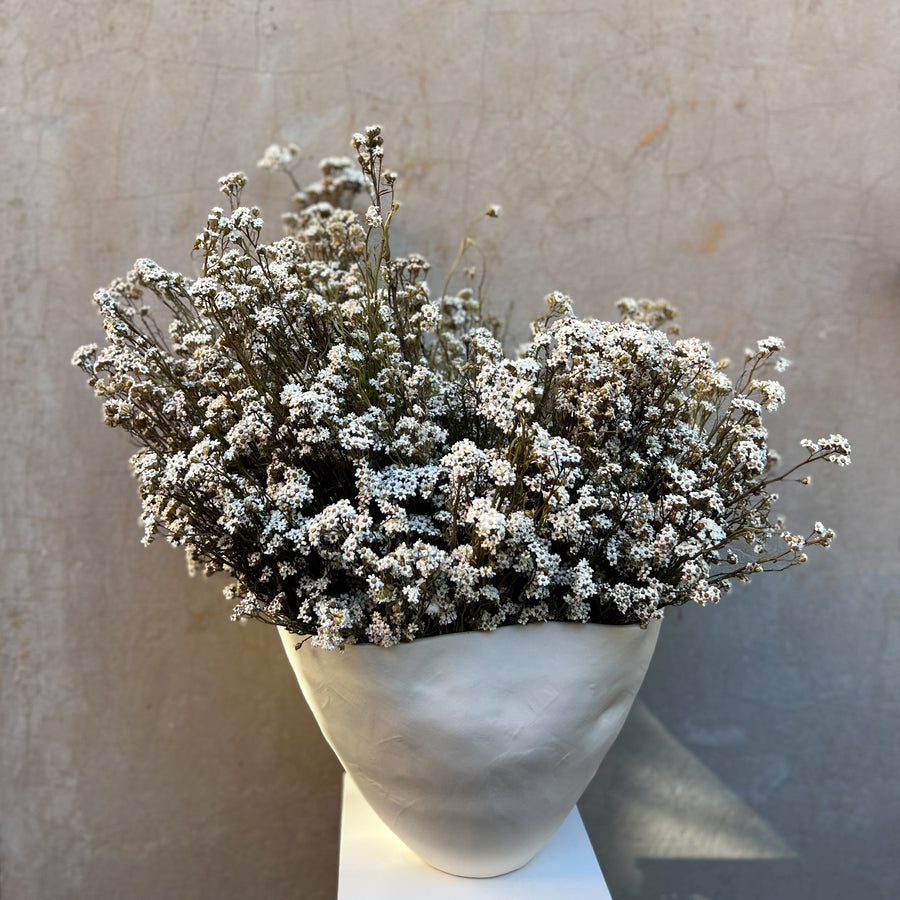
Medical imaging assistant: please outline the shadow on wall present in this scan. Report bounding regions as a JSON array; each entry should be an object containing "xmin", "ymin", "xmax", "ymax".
[{"xmin": 582, "ymin": 702, "xmax": 879, "ymax": 899}]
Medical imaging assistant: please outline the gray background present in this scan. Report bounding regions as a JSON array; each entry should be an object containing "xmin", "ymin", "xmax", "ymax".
[{"xmin": 2, "ymin": 1, "xmax": 898, "ymax": 897}]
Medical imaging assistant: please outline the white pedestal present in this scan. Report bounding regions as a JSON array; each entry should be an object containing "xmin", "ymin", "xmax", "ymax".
[{"xmin": 338, "ymin": 774, "xmax": 612, "ymax": 899}]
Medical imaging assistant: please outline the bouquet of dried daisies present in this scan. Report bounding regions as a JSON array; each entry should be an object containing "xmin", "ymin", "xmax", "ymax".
[{"xmin": 73, "ymin": 126, "xmax": 850, "ymax": 649}]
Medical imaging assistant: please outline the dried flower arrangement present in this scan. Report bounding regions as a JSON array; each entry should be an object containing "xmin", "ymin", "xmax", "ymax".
[{"xmin": 73, "ymin": 126, "xmax": 850, "ymax": 649}]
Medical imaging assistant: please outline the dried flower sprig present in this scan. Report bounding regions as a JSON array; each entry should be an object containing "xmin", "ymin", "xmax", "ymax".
[{"xmin": 74, "ymin": 127, "xmax": 850, "ymax": 648}]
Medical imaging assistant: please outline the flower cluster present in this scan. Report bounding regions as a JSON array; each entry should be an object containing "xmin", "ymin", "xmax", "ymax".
[{"xmin": 74, "ymin": 127, "xmax": 850, "ymax": 648}]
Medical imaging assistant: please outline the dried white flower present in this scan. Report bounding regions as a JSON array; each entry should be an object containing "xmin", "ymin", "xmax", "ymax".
[
  {"xmin": 257, "ymin": 143, "xmax": 298, "ymax": 171},
  {"xmin": 74, "ymin": 128, "xmax": 851, "ymax": 649},
  {"xmin": 365, "ymin": 205, "xmax": 383, "ymax": 228}
]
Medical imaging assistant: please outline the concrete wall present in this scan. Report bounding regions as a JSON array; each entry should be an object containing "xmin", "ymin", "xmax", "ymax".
[{"xmin": 2, "ymin": 1, "xmax": 898, "ymax": 897}]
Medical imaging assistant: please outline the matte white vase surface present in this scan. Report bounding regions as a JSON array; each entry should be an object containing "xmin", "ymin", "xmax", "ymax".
[{"xmin": 279, "ymin": 618, "xmax": 660, "ymax": 877}]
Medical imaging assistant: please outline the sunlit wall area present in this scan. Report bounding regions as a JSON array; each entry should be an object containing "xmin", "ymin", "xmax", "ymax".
[{"xmin": 2, "ymin": 2, "xmax": 898, "ymax": 898}]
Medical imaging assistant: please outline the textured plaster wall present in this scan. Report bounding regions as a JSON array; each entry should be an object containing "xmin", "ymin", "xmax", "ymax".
[{"xmin": 2, "ymin": 1, "xmax": 898, "ymax": 898}]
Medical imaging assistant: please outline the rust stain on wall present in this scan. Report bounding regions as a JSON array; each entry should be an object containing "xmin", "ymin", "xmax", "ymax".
[
  {"xmin": 399, "ymin": 158, "xmax": 437, "ymax": 191},
  {"xmin": 188, "ymin": 606, "xmax": 221, "ymax": 632},
  {"xmin": 638, "ymin": 106, "xmax": 674, "ymax": 149},
  {"xmin": 682, "ymin": 221, "xmax": 726, "ymax": 255},
  {"xmin": 715, "ymin": 315, "xmax": 736, "ymax": 346}
]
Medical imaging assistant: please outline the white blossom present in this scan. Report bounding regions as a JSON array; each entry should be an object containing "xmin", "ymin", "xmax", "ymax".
[{"xmin": 74, "ymin": 127, "xmax": 851, "ymax": 649}]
